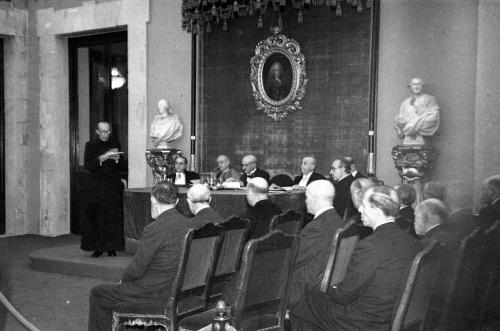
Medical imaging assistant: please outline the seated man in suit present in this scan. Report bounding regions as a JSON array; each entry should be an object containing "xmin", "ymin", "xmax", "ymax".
[
  {"xmin": 215, "ymin": 154, "xmax": 240, "ymax": 183},
  {"xmin": 422, "ymin": 180, "xmax": 446, "ymax": 202},
  {"xmin": 88, "ymin": 181, "xmax": 206, "ymax": 331},
  {"xmin": 240, "ymin": 177, "xmax": 281, "ymax": 239},
  {"xmin": 292, "ymin": 156, "xmax": 325, "ymax": 190},
  {"xmin": 330, "ymin": 158, "xmax": 356, "ymax": 220},
  {"xmin": 289, "ymin": 180, "xmax": 344, "ymax": 306},
  {"xmin": 240, "ymin": 154, "xmax": 270, "ymax": 186},
  {"xmin": 167, "ymin": 156, "xmax": 200, "ymax": 185},
  {"xmin": 186, "ymin": 184, "xmax": 225, "ymax": 224},
  {"xmin": 415, "ymin": 198, "xmax": 455, "ymax": 246},
  {"xmin": 395, "ymin": 183, "xmax": 418, "ymax": 238},
  {"xmin": 347, "ymin": 177, "xmax": 378, "ymax": 239},
  {"xmin": 479, "ymin": 174, "xmax": 500, "ymax": 228},
  {"xmin": 290, "ymin": 185, "xmax": 421, "ymax": 331},
  {"xmin": 344, "ymin": 156, "xmax": 365, "ymax": 179}
]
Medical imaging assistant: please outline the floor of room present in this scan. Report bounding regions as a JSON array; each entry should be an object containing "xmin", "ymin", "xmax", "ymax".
[{"xmin": 0, "ymin": 234, "xmax": 109, "ymax": 331}]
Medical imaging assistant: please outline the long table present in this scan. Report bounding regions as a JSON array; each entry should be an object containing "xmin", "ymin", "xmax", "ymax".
[{"xmin": 124, "ymin": 187, "xmax": 306, "ymax": 240}]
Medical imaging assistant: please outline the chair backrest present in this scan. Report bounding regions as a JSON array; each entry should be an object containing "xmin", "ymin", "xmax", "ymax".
[
  {"xmin": 438, "ymin": 226, "xmax": 488, "ymax": 330},
  {"xmin": 320, "ymin": 220, "xmax": 360, "ymax": 292},
  {"xmin": 476, "ymin": 220, "xmax": 500, "ymax": 329},
  {"xmin": 231, "ymin": 230, "xmax": 296, "ymax": 330},
  {"xmin": 170, "ymin": 223, "xmax": 225, "ymax": 304},
  {"xmin": 214, "ymin": 216, "xmax": 251, "ymax": 277},
  {"xmin": 269, "ymin": 174, "xmax": 293, "ymax": 187},
  {"xmin": 391, "ymin": 240, "xmax": 441, "ymax": 331},
  {"xmin": 269, "ymin": 209, "xmax": 303, "ymax": 235}
]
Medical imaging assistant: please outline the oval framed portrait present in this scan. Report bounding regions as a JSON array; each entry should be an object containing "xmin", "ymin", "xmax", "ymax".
[{"xmin": 250, "ymin": 34, "xmax": 307, "ymax": 121}]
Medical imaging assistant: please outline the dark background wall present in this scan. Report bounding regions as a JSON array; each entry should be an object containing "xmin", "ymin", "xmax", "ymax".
[{"xmin": 199, "ymin": 5, "xmax": 374, "ymax": 178}]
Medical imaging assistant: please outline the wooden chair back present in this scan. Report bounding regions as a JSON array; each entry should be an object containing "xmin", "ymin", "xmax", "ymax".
[
  {"xmin": 438, "ymin": 226, "xmax": 488, "ymax": 330},
  {"xmin": 320, "ymin": 220, "xmax": 360, "ymax": 292},
  {"xmin": 169, "ymin": 223, "xmax": 224, "ymax": 318},
  {"xmin": 391, "ymin": 240, "xmax": 441, "ymax": 331},
  {"xmin": 477, "ymin": 220, "xmax": 500, "ymax": 329},
  {"xmin": 269, "ymin": 209, "xmax": 303, "ymax": 235},
  {"xmin": 231, "ymin": 230, "xmax": 296, "ymax": 330}
]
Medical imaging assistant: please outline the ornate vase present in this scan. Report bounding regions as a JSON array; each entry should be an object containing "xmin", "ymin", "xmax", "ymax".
[{"xmin": 145, "ymin": 148, "xmax": 182, "ymax": 184}]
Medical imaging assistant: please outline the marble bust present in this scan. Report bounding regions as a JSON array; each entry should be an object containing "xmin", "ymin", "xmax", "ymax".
[
  {"xmin": 150, "ymin": 99, "xmax": 183, "ymax": 149},
  {"xmin": 394, "ymin": 78, "xmax": 440, "ymax": 145}
]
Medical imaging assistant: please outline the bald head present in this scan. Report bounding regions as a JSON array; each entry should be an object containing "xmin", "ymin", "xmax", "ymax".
[
  {"xmin": 242, "ymin": 155, "xmax": 257, "ymax": 174},
  {"xmin": 414, "ymin": 198, "xmax": 449, "ymax": 235},
  {"xmin": 305, "ymin": 180, "xmax": 335, "ymax": 214},
  {"xmin": 216, "ymin": 155, "xmax": 231, "ymax": 171},
  {"xmin": 301, "ymin": 156, "xmax": 317, "ymax": 175},
  {"xmin": 481, "ymin": 174, "xmax": 500, "ymax": 205},
  {"xmin": 246, "ymin": 177, "xmax": 269, "ymax": 206},
  {"xmin": 186, "ymin": 184, "xmax": 211, "ymax": 215}
]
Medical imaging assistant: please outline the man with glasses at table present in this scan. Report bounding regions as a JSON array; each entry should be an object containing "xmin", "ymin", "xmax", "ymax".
[{"xmin": 240, "ymin": 154, "xmax": 270, "ymax": 186}]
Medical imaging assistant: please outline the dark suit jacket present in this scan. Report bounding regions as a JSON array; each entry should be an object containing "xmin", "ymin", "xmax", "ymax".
[
  {"xmin": 289, "ymin": 208, "xmax": 344, "ymax": 305},
  {"xmin": 240, "ymin": 199, "xmax": 282, "ymax": 239},
  {"xmin": 293, "ymin": 171, "xmax": 325, "ymax": 186},
  {"xmin": 240, "ymin": 168, "xmax": 270, "ymax": 186},
  {"xmin": 292, "ymin": 222, "xmax": 421, "ymax": 331},
  {"xmin": 479, "ymin": 199, "xmax": 500, "ymax": 228},
  {"xmin": 120, "ymin": 208, "xmax": 204, "ymax": 299},
  {"xmin": 190, "ymin": 207, "xmax": 225, "ymax": 226},
  {"xmin": 167, "ymin": 170, "xmax": 200, "ymax": 185},
  {"xmin": 333, "ymin": 175, "xmax": 355, "ymax": 220}
]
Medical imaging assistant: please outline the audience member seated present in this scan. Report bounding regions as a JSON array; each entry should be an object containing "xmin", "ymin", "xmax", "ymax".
[
  {"xmin": 167, "ymin": 156, "xmax": 200, "ymax": 185},
  {"xmin": 288, "ymin": 180, "xmax": 344, "ymax": 306},
  {"xmin": 330, "ymin": 158, "xmax": 356, "ymax": 220},
  {"xmin": 187, "ymin": 184, "xmax": 225, "ymax": 224},
  {"xmin": 344, "ymin": 156, "xmax": 365, "ymax": 179},
  {"xmin": 290, "ymin": 185, "xmax": 421, "ymax": 331},
  {"xmin": 88, "ymin": 181, "xmax": 206, "ymax": 331},
  {"xmin": 240, "ymin": 177, "xmax": 281, "ymax": 239},
  {"xmin": 291, "ymin": 156, "xmax": 325, "ymax": 189},
  {"xmin": 414, "ymin": 198, "xmax": 460, "ymax": 327},
  {"xmin": 347, "ymin": 178, "xmax": 376, "ymax": 239},
  {"xmin": 423, "ymin": 181, "xmax": 446, "ymax": 202},
  {"xmin": 240, "ymin": 154, "xmax": 270, "ymax": 186},
  {"xmin": 215, "ymin": 154, "xmax": 240, "ymax": 183},
  {"xmin": 395, "ymin": 183, "xmax": 419, "ymax": 238},
  {"xmin": 479, "ymin": 174, "xmax": 500, "ymax": 228}
]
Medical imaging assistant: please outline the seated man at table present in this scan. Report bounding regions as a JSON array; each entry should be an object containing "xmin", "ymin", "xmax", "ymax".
[
  {"xmin": 187, "ymin": 184, "xmax": 225, "ymax": 224},
  {"xmin": 215, "ymin": 154, "xmax": 240, "ymax": 183},
  {"xmin": 240, "ymin": 154, "xmax": 270, "ymax": 186},
  {"xmin": 167, "ymin": 156, "xmax": 200, "ymax": 185},
  {"xmin": 292, "ymin": 156, "xmax": 325, "ymax": 190},
  {"xmin": 289, "ymin": 179, "xmax": 343, "ymax": 306},
  {"xmin": 240, "ymin": 177, "xmax": 281, "ymax": 239},
  {"xmin": 290, "ymin": 185, "xmax": 421, "ymax": 331},
  {"xmin": 88, "ymin": 181, "xmax": 206, "ymax": 331}
]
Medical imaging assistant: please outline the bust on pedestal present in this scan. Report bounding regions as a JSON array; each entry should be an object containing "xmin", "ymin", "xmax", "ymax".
[
  {"xmin": 146, "ymin": 99, "xmax": 184, "ymax": 184},
  {"xmin": 392, "ymin": 78, "xmax": 440, "ymax": 195}
]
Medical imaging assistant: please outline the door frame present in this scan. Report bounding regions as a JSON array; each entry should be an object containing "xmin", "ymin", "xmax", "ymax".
[
  {"xmin": 68, "ymin": 30, "xmax": 127, "ymax": 234},
  {"xmin": 0, "ymin": 39, "xmax": 5, "ymax": 235}
]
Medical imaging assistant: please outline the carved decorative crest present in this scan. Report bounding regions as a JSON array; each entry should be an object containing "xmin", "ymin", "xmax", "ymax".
[{"xmin": 250, "ymin": 34, "xmax": 307, "ymax": 121}]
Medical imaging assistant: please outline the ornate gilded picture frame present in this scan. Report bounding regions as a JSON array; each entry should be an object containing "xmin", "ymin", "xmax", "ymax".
[{"xmin": 250, "ymin": 33, "xmax": 307, "ymax": 121}]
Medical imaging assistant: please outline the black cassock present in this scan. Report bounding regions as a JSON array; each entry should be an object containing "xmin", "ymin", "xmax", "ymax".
[{"xmin": 80, "ymin": 138, "xmax": 125, "ymax": 252}]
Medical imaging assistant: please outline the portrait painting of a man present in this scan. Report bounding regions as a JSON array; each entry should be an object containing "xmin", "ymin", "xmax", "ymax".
[{"xmin": 263, "ymin": 52, "xmax": 293, "ymax": 102}]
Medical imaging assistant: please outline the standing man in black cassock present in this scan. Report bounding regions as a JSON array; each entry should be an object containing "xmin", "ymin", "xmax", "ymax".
[{"xmin": 81, "ymin": 121, "xmax": 125, "ymax": 257}]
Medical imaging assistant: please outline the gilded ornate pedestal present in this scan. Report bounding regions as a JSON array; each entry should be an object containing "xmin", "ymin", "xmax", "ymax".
[
  {"xmin": 391, "ymin": 145, "xmax": 434, "ymax": 184},
  {"xmin": 145, "ymin": 148, "xmax": 182, "ymax": 184}
]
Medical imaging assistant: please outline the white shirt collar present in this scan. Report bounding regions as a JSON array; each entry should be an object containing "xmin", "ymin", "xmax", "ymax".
[
  {"xmin": 248, "ymin": 168, "xmax": 257, "ymax": 176},
  {"xmin": 425, "ymin": 223, "xmax": 440, "ymax": 234},
  {"xmin": 492, "ymin": 197, "xmax": 500, "ymax": 205},
  {"xmin": 338, "ymin": 174, "xmax": 350, "ymax": 182},
  {"xmin": 314, "ymin": 206, "xmax": 334, "ymax": 219}
]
